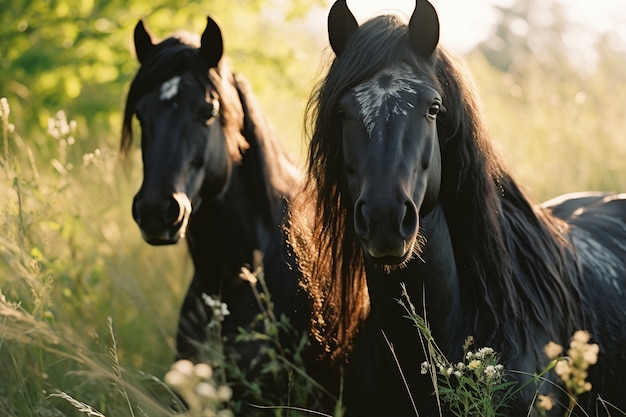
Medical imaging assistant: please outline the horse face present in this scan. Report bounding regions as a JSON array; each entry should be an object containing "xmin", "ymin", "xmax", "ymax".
[
  {"xmin": 130, "ymin": 18, "xmax": 228, "ymax": 245},
  {"xmin": 328, "ymin": 0, "xmax": 442, "ymax": 265},
  {"xmin": 339, "ymin": 63, "xmax": 442, "ymax": 265},
  {"xmin": 132, "ymin": 72, "xmax": 229, "ymax": 245}
]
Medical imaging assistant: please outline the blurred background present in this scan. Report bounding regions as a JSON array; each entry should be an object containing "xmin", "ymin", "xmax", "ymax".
[
  {"xmin": 1, "ymin": 0, "xmax": 625, "ymax": 415},
  {"xmin": 3, "ymin": 0, "xmax": 626, "ymax": 195}
]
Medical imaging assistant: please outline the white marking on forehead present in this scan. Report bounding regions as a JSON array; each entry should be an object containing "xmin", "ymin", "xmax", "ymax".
[
  {"xmin": 352, "ymin": 64, "xmax": 422, "ymax": 138},
  {"xmin": 160, "ymin": 75, "xmax": 181, "ymax": 101}
]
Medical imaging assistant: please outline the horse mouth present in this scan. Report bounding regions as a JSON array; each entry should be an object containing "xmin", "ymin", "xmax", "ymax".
[
  {"xmin": 362, "ymin": 239, "xmax": 410, "ymax": 265},
  {"xmin": 143, "ymin": 230, "xmax": 182, "ymax": 245},
  {"xmin": 362, "ymin": 235, "xmax": 425, "ymax": 268},
  {"xmin": 141, "ymin": 220, "xmax": 186, "ymax": 245},
  {"xmin": 368, "ymin": 253, "xmax": 409, "ymax": 266}
]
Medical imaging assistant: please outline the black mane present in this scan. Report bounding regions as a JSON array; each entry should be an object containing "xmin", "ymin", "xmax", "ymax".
[
  {"xmin": 291, "ymin": 14, "xmax": 585, "ymax": 359},
  {"xmin": 232, "ymin": 73, "xmax": 299, "ymax": 221}
]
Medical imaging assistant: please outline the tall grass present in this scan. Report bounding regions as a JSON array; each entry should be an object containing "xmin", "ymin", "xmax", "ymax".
[
  {"xmin": 0, "ymin": 98, "xmax": 188, "ymax": 416},
  {"xmin": 0, "ymin": 99, "xmax": 331, "ymax": 416}
]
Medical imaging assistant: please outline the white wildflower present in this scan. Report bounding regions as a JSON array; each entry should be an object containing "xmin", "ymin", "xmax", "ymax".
[
  {"xmin": 216, "ymin": 385, "xmax": 233, "ymax": 402},
  {"xmin": 164, "ymin": 369, "xmax": 187, "ymax": 389},
  {"xmin": 194, "ymin": 363, "xmax": 213, "ymax": 379},
  {"xmin": 195, "ymin": 382, "xmax": 216, "ymax": 400},
  {"xmin": 477, "ymin": 347, "xmax": 494, "ymax": 359},
  {"xmin": 484, "ymin": 365, "xmax": 497, "ymax": 381},
  {"xmin": 172, "ymin": 359, "xmax": 195, "ymax": 377},
  {"xmin": 202, "ymin": 293, "xmax": 230, "ymax": 322}
]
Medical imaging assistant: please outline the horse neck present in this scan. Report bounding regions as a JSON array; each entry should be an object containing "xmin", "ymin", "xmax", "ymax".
[
  {"xmin": 193, "ymin": 158, "xmax": 279, "ymax": 251},
  {"xmin": 365, "ymin": 203, "xmax": 466, "ymax": 357},
  {"xmin": 187, "ymin": 149, "xmax": 298, "ymax": 307}
]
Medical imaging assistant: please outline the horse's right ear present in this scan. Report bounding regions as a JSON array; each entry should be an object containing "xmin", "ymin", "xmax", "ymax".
[
  {"xmin": 134, "ymin": 20, "xmax": 155, "ymax": 64},
  {"xmin": 199, "ymin": 16, "xmax": 223, "ymax": 68},
  {"xmin": 328, "ymin": 0, "xmax": 358, "ymax": 56}
]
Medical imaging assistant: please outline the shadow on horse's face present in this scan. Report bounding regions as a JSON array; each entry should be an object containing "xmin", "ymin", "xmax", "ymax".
[
  {"xmin": 132, "ymin": 71, "xmax": 228, "ymax": 245},
  {"xmin": 339, "ymin": 63, "xmax": 442, "ymax": 265}
]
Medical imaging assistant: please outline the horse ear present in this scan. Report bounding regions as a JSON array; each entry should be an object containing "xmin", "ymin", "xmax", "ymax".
[
  {"xmin": 199, "ymin": 16, "xmax": 223, "ymax": 68},
  {"xmin": 408, "ymin": 0, "xmax": 440, "ymax": 57},
  {"xmin": 328, "ymin": 0, "xmax": 359, "ymax": 56},
  {"xmin": 134, "ymin": 20, "xmax": 155, "ymax": 64}
]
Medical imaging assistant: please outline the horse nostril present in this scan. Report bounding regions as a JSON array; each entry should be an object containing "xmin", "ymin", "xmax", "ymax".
[
  {"xmin": 165, "ymin": 195, "xmax": 183, "ymax": 224},
  {"xmin": 401, "ymin": 201, "xmax": 418, "ymax": 238},
  {"xmin": 354, "ymin": 200, "xmax": 368, "ymax": 237}
]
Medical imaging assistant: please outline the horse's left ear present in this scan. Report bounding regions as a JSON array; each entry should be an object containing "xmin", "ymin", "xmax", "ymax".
[
  {"xmin": 199, "ymin": 16, "xmax": 223, "ymax": 68},
  {"xmin": 328, "ymin": 0, "xmax": 359, "ymax": 56},
  {"xmin": 408, "ymin": 0, "xmax": 440, "ymax": 57},
  {"xmin": 134, "ymin": 20, "xmax": 155, "ymax": 64}
]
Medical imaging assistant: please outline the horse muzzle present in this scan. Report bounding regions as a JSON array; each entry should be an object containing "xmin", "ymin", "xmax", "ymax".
[
  {"xmin": 354, "ymin": 198, "xmax": 419, "ymax": 265},
  {"xmin": 132, "ymin": 192, "xmax": 192, "ymax": 245}
]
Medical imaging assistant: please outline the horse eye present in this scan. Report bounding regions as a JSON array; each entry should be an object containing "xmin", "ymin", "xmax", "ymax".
[
  {"xmin": 191, "ymin": 155, "xmax": 204, "ymax": 169},
  {"xmin": 427, "ymin": 103, "xmax": 440, "ymax": 119}
]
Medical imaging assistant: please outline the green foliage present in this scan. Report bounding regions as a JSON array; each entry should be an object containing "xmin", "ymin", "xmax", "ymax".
[
  {"xmin": 398, "ymin": 284, "xmax": 564, "ymax": 417},
  {"xmin": 1, "ymin": 0, "xmax": 325, "ymax": 159}
]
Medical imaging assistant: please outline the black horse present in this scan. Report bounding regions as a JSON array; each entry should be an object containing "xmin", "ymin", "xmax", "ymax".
[
  {"xmin": 289, "ymin": 1, "xmax": 626, "ymax": 416},
  {"xmin": 121, "ymin": 17, "xmax": 308, "ymax": 398}
]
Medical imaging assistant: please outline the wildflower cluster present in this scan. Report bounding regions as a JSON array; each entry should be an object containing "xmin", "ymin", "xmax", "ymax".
[
  {"xmin": 82, "ymin": 148, "xmax": 102, "ymax": 166},
  {"xmin": 202, "ymin": 293, "xmax": 231, "ymax": 324},
  {"xmin": 47, "ymin": 110, "xmax": 76, "ymax": 173},
  {"xmin": 1, "ymin": 97, "xmax": 16, "ymax": 168},
  {"xmin": 47, "ymin": 110, "xmax": 76, "ymax": 143},
  {"xmin": 419, "ymin": 337, "xmax": 514, "ymax": 417},
  {"xmin": 541, "ymin": 330, "xmax": 599, "ymax": 411},
  {"xmin": 164, "ymin": 359, "xmax": 234, "ymax": 417}
]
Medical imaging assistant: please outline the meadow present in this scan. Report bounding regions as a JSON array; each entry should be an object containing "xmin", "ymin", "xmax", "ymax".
[{"xmin": 1, "ymin": 1, "xmax": 626, "ymax": 416}]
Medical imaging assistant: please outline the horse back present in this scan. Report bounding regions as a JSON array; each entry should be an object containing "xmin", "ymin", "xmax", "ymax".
[{"xmin": 546, "ymin": 192, "xmax": 626, "ymax": 413}]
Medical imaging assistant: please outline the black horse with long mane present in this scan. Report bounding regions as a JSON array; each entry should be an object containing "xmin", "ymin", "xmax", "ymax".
[
  {"xmin": 289, "ymin": 1, "xmax": 626, "ymax": 415},
  {"xmin": 121, "ymin": 17, "xmax": 308, "ymax": 399}
]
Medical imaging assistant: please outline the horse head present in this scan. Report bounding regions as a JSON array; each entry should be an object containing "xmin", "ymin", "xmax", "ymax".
[
  {"xmin": 124, "ymin": 17, "xmax": 238, "ymax": 245},
  {"xmin": 328, "ymin": 0, "xmax": 443, "ymax": 266}
]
